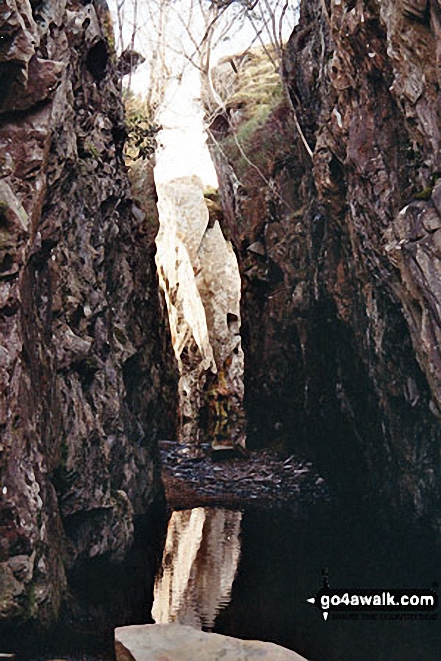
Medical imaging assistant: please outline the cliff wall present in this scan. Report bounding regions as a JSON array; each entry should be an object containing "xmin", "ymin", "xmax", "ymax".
[
  {"xmin": 0, "ymin": 0, "xmax": 177, "ymax": 640},
  {"xmin": 209, "ymin": 0, "xmax": 441, "ymax": 532}
]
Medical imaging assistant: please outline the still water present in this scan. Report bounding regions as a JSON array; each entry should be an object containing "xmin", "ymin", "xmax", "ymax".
[
  {"xmin": 152, "ymin": 504, "xmax": 441, "ymax": 661},
  {"xmin": 152, "ymin": 508, "xmax": 242, "ymax": 629}
]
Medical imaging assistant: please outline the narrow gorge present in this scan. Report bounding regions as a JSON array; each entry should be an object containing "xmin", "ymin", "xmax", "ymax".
[{"xmin": 1, "ymin": 1, "xmax": 441, "ymax": 660}]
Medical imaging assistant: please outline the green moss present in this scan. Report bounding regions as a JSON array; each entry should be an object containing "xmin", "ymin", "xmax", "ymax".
[
  {"xmin": 203, "ymin": 185, "xmax": 219, "ymax": 199},
  {"xmin": 413, "ymin": 173, "xmax": 441, "ymax": 200},
  {"xmin": 211, "ymin": 46, "xmax": 282, "ymax": 121},
  {"xmin": 209, "ymin": 45, "xmax": 286, "ymax": 182},
  {"xmin": 84, "ymin": 141, "xmax": 100, "ymax": 159},
  {"xmin": 18, "ymin": 582, "xmax": 38, "ymax": 621},
  {"xmin": 237, "ymin": 103, "xmax": 272, "ymax": 141},
  {"xmin": 222, "ymin": 103, "xmax": 286, "ymax": 180},
  {"xmin": 414, "ymin": 186, "xmax": 433, "ymax": 200}
]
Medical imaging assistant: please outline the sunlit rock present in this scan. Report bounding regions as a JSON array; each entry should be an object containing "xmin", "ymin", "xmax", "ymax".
[
  {"xmin": 155, "ymin": 176, "xmax": 245, "ymax": 446},
  {"xmin": 115, "ymin": 623, "xmax": 307, "ymax": 661}
]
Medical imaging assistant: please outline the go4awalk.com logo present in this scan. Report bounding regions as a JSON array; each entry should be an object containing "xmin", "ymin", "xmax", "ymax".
[{"xmin": 307, "ymin": 574, "xmax": 438, "ymax": 621}]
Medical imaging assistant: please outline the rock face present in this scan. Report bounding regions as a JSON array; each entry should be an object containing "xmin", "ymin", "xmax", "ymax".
[
  {"xmin": 209, "ymin": 0, "xmax": 441, "ymax": 533},
  {"xmin": 155, "ymin": 176, "xmax": 244, "ymax": 447},
  {"xmin": 115, "ymin": 623, "xmax": 307, "ymax": 661},
  {"xmin": 0, "ymin": 0, "xmax": 177, "ymax": 639}
]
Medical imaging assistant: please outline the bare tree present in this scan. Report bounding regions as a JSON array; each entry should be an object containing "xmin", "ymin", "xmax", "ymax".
[
  {"xmin": 107, "ymin": 0, "xmax": 309, "ymax": 167},
  {"xmin": 108, "ymin": 1, "xmax": 297, "ymax": 106},
  {"xmin": 196, "ymin": 0, "xmax": 312, "ymax": 159}
]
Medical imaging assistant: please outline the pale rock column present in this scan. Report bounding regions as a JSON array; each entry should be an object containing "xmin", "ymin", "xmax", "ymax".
[{"xmin": 155, "ymin": 175, "xmax": 244, "ymax": 446}]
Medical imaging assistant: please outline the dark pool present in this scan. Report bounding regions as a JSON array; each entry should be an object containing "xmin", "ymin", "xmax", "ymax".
[{"xmin": 152, "ymin": 502, "xmax": 441, "ymax": 661}]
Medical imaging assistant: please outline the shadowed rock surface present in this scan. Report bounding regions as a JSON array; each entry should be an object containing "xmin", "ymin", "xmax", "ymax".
[
  {"xmin": 207, "ymin": 0, "xmax": 441, "ymax": 534},
  {"xmin": 0, "ymin": 0, "xmax": 177, "ymax": 641}
]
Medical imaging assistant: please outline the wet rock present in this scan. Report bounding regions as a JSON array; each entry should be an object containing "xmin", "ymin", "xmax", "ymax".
[{"xmin": 115, "ymin": 623, "xmax": 307, "ymax": 661}]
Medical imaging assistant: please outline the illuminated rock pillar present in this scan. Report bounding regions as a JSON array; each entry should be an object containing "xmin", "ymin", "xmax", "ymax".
[{"xmin": 155, "ymin": 175, "xmax": 245, "ymax": 446}]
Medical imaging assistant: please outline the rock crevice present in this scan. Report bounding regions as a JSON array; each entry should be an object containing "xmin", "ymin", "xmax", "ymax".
[{"xmin": 155, "ymin": 176, "xmax": 244, "ymax": 448}]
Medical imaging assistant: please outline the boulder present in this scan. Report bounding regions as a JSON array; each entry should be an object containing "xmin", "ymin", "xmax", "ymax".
[{"xmin": 115, "ymin": 623, "xmax": 307, "ymax": 661}]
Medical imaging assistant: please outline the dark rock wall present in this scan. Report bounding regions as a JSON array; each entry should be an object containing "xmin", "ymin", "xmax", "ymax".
[
  {"xmin": 210, "ymin": 0, "xmax": 441, "ymax": 533},
  {"xmin": 0, "ymin": 0, "xmax": 177, "ymax": 636}
]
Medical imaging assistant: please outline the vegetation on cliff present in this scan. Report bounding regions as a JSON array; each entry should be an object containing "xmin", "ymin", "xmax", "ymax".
[
  {"xmin": 207, "ymin": 0, "xmax": 441, "ymax": 541},
  {"xmin": 208, "ymin": 47, "xmax": 287, "ymax": 183}
]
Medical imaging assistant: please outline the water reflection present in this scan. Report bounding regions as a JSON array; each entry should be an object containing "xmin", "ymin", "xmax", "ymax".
[
  {"xmin": 153, "ymin": 504, "xmax": 441, "ymax": 661},
  {"xmin": 152, "ymin": 508, "xmax": 242, "ymax": 630},
  {"xmin": 214, "ymin": 506, "xmax": 441, "ymax": 661}
]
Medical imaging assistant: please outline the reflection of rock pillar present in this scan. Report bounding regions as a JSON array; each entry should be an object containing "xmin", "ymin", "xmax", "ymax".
[
  {"xmin": 152, "ymin": 508, "xmax": 206, "ymax": 624},
  {"xmin": 154, "ymin": 175, "xmax": 244, "ymax": 445},
  {"xmin": 152, "ymin": 508, "xmax": 242, "ymax": 629}
]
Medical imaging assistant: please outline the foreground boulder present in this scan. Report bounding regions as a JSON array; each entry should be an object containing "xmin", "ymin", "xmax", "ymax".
[{"xmin": 115, "ymin": 623, "xmax": 307, "ymax": 661}]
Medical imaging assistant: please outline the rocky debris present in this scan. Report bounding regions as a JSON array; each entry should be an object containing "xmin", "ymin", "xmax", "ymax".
[
  {"xmin": 115, "ymin": 623, "xmax": 307, "ymax": 661},
  {"xmin": 207, "ymin": 0, "xmax": 441, "ymax": 535},
  {"xmin": 159, "ymin": 441, "xmax": 330, "ymax": 510},
  {"xmin": 211, "ymin": 443, "xmax": 247, "ymax": 460},
  {"xmin": 0, "ymin": 0, "xmax": 177, "ymax": 639}
]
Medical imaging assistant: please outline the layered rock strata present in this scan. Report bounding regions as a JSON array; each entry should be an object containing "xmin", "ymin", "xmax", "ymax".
[
  {"xmin": 208, "ymin": 0, "xmax": 441, "ymax": 532},
  {"xmin": 0, "ymin": 0, "xmax": 176, "ymax": 639}
]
